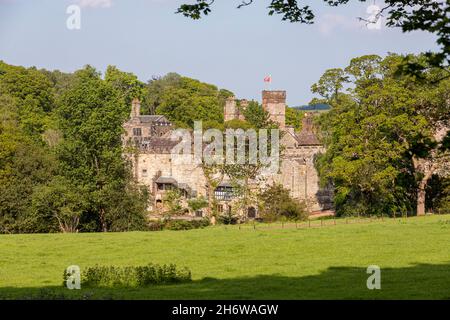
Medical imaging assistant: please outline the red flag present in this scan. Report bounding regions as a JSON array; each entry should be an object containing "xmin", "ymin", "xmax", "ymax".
[{"xmin": 264, "ymin": 75, "xmax": 272, "ymax": 83}]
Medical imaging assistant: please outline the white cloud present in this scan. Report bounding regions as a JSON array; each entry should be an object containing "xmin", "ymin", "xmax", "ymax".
[
  {"xmin": 77, "ymin": 0, "xmax": 113, "ymax": 9},
  {"xmin": 317, "ymin": 13, "xmax": 382, "ymax": 36}
]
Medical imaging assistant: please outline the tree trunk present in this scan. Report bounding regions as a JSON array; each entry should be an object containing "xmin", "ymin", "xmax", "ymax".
[
  {"xmin": 417, "ymin": 185, "xmax": 426, "ymax": 216},
  {"xmin": 417, "ymin": 171, "xmax": 434, "ymax": 216},
  {"xmin": 100, "ymin": 208, "xmax": 107, "ymax": 232}
]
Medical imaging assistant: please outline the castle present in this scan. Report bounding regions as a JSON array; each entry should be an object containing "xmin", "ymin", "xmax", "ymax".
[{"xmin": 122, "ymin": 90, "xmax": 333, "ymax": 219}]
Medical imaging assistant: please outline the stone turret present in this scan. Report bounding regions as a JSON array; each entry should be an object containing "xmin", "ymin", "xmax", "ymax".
[
  {"xmin": 224, "ymin": 96, "xmax": 237, "ymax": 122},
  {"xmin": 130, "ymin": 98, "xmax": 141, "ymax": 118},
  {"xmin": 262, "ymin": 90, "xmax": 286, "ymax": 129},
  {"xmin": 224, "ymin": 96, "xmax": 246, "ymax": 121}
]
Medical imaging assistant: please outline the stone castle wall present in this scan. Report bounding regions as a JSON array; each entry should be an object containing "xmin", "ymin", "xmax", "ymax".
[{"xmin": 123, "ymin": 91, "xmax": 333, "ymax": 214}]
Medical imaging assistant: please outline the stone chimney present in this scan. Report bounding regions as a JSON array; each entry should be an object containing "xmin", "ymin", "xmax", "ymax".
[
  {"xmin": 301, "ymin": 112, "xmax": 314, "ymax": 132},
  {"xmin": 262, "ymin": 90, "xmax": 286, "ymax": 129},
  {"xmin": 131, "ymin": 98, "xmax": 141, "ymax": 118}
]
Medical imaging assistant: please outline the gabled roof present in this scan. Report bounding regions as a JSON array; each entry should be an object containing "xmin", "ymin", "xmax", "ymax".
[
  {"xmin": 155, "ymin": 176, "xmax": 178, "ymax": 184},
  {"xmin": 295, "ymin": 131, "xmax": 321, "ymax": 146},
  {"xmin": 143, "ymin": 137, "xmax": 180, "ymax": 148},
  {"xmin": 138, "ymin": 115, "xmax": 171, "ymax": 124}
]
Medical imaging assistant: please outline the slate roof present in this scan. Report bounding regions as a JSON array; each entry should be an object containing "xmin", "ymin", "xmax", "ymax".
[
  {"xmin": 138, "ymin": 115, "xmax": 171, "ymax": 124},
  {"xmin": 155, "ymin": 176, "xmax": 178, "ymax": 184},
  {"xmin": 295, "ymin": 131, "xmax": 321, "ymax": 146},
  {"xmin": 142, "ymin": 137, "xmax": 180, "ymax": 148}
]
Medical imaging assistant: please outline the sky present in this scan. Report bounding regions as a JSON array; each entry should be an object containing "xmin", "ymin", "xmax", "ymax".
[{"xmin": 0, "ymin": 0, "xmax": 440, "ymax": 106}]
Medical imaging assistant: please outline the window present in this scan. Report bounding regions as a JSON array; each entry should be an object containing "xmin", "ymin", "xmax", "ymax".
[
  {"xmin": 195, "ymin": 210, "xmax": 203, "ymax": 217},
  {"xmin": 247, "ymin": 207, "xmax": 256, "ymax": 218},
  {"xmin": 142, "ymin": 169, "xmax": 148, "ymax": 177},
  {"xmin": 133, "ymin": 128, "xmax": 142, "ymax": 136},
  {"xmin": 214, "ymin": 186, "xmax": 234, "ymax": 201}
]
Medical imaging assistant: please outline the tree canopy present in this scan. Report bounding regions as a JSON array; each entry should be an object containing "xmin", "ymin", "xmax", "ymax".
[{"xmin": 314, "ymin": 53, "xmax": 450, "ymax": 216}]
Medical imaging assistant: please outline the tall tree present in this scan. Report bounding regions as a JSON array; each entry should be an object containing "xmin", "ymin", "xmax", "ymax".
[
  {"xmin": 316, "ymin": 53, "xmax": 449, "ymax": 216},
  {"xmin": 56, "ymin": 66, "xmax": 148, "ymax": 232}
]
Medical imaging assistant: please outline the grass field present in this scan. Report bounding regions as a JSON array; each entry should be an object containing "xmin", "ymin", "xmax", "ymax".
[{"xmin": 0, "ymin": 215, "xmax": 449, "ymax": 299}]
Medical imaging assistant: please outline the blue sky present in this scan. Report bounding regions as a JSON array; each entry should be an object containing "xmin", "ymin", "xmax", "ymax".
[{"xmin": 0, "ymin": 0, "xmax": 439, "ymax": 105}]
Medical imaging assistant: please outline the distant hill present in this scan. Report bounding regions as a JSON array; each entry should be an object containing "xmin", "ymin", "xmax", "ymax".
[{"xmin": 293, "ymin": 103, "xmax": 331, "ymax": 111}]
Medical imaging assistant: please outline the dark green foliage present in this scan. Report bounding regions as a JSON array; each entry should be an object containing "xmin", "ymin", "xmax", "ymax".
[
  {"xmin": 315, "ymin": 53, "xmax": 449, "ymax": 216},
  {"xmin": 67, "ymin": 263, "xmax": 192, "ymax": 288},
  {"xmin": 258, "ymin": 184, "xmax": 308, "ymax": 221},
  {"xmin": 148, "ymin": 218, "xmax": 211, "ymax": 231},
  {"xmin": 285, "ymin": 107, "xmax": 304, "ymax": 131},
  {"xmin": 217, "ymin": 212, "xmax": 239, "ymax": 225},
  {"xmin": 0, "ymin": 62, "xmax": 149, "ymax": 233},
  {"xmin": 163, "ymin": 218, "xmax": 211, "ymax": 231},
  {"xmin": 242, "ymin": 101, "xmax": 270, "ymax": 129},
  {"xmin": 152, "ymin": 75, "xmax": 232, "ymax": 128}
]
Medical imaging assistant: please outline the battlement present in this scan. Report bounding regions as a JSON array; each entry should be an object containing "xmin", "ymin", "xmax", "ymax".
[
  {"xmin": 262, "ymin": 90, "xmax": 286, "ymax": 104},
  {"xmin": 262, "ymin": 90, "xmax": 286, "ymax": 129}
]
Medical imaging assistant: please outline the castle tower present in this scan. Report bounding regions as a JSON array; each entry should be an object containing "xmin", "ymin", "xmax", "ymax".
[
  {"xmin": 224, "ymin": 96, "xmax": 238, "ymax": 122},
  {"xmin": 130, "ymin": 98, "xmax": 141, "ymax": 118},
  {"xmin": 262, "ymin": 90, "xmax": 286, "ymax": 129}
]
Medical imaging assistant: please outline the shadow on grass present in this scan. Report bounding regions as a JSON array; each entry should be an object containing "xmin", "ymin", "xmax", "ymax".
[{"xmin": 1, "ymin": 263, "xmax": 449, "ymax": 300}]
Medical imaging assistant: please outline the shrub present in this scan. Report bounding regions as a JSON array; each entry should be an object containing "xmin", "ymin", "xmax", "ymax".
[
  {"xmin": 217, "ymin": 213, "xmax": 239, "ymax": 225},
  {"xmin": 259, "ymin": 184, "xmax": 308, "ymax": 221},
  {"xmin": 63, "ymin": 263, "xmax": 192, "ymax": 288},
  {"xmin": 164, "ymin": 218, "xmax": 210, "ymax": 231}
]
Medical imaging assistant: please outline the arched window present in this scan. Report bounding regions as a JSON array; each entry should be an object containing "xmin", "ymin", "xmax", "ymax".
[{"xmin": 247, "ymin": 207, "xmax": 256, "ymax": 218}]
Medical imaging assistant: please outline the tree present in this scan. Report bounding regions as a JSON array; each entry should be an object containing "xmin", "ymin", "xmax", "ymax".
[
  {"xmin": 163, "ymin": 189, "xmax": 185, "ymax": 217},
  {"xmin": 0, "ymin": 92, "xmax": 56, "ymax": 233},
  {"xmin": 56, "ymin": 65, "xmax": 148, "ymax": 232},
  {"xmin": 155, "ymin": 76, "xmax": 229, "ymax": 128},
  {"xmin": 105, "ymin": 65, "xmax": 146, "ymax": 109},
  {"xmin": 316, "ymin": 53, "xmax": 449, "ymax": 216},
  {"xmin": 242, "ymin": 101, "xmax": 271, "ymax": 129},
  {"xmin": 188, "ymin": 196, "xmax": 209, "ymax": 214},
  {"xmin": 311, "ymin": 68, "xmax": 349, "ymax": 103},
  {"xmin": 177, "ymin": 1, "xmax": 449, "ymax": 70},
  {"xmin": 285, "ymin": 107, "xmax": 304, "ymax": 131},
  {"xmin": 258, "ymin": 183, "xmax": 307, "ymax": 221},
  {"xmin": 199, "ymin": 161, "xmax": 224, "ymax": 224},
  {"xmin": 144, "ymin": 73, "xmax": 182, "ymax": 115},
  {"xmin": 30, "ymin": 177, "xmax": 87, "ymax": 233}
]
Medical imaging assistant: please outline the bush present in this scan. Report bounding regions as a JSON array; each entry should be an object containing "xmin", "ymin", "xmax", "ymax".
[
  {"xmin": 164, "ymin": 218, "xmax": 210, "ymax": 231},
  {"xmin": 63, "ymin": 263, "xmax": 191, "ymax": 288},
  {"xmin": 217, "ymin": 214, "xmax": 239, "ymax": 225},
  {"xmin": 259, "ymin": 184, "xmax": 308, "ymax": 222}
]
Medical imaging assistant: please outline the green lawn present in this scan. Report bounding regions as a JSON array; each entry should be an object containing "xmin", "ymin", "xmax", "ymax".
[{"xmin": 1, "ymin": 215, "xmax": 450, "ymax": 299}]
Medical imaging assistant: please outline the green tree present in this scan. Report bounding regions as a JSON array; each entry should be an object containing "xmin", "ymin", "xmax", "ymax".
[
  {"xmin": 258, "ymin": 184, "xmax": 307, "ymax": 221},
  {"xmin": 163, "ymin": 189, "xmax": 184, "ymax": 217},
  {"xmin": 311, "ymin": 68, "xmax": 349, "ymax": 103},
  {"xmin": 285, "ymin": 107, "xmax": 304, "ymax": 131},
  {"xmin": 156, "ymin": 77, "xmax": 228, "ymax": 128},
  {"xmin": 56, "ymin": 65, "xmax": 148, "ymax": 232},
  {"xmin": 0, "ymin": 94, "xmax": 56, "ymax": 233},
  {"xmin": 30, "ymin": 177, "xmax": 88, "ymax": 233},
  {"xmin": 188, "ymin": 196, "xmax": 209, "ymax": 213},
  {"xmin": 316, "ymin": 53, "xmax": 449, "ymax": 216}
]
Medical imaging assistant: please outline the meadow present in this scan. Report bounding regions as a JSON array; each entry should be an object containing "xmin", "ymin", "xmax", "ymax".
[{"xmin": 0, "ymin": 215, "xmax": 449, "ymax": 299}]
